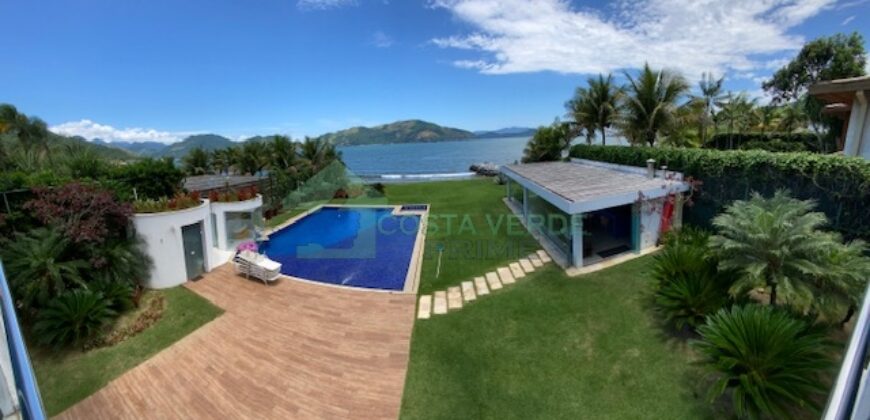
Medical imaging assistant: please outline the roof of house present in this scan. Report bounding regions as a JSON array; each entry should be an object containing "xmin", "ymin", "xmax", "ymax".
[
  {"xmin": 808, "ymin": 75, "xmax": 870, "ymax": 105},
  {"xmin": 183, "ymin": 174, "xmax": 264, "ymax": 192},
  {"xmin": 501, "ymin": 159, "xmax": 688, "ymax": 214}
]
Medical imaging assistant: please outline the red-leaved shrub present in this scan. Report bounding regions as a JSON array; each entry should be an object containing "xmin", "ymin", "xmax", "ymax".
[{"xmin": 24, "ymin": 183, "xmax": 133, "ymax": 244}]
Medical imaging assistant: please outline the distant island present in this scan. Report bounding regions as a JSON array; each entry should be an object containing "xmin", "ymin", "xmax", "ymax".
[{"xmin": 88, "ymin": 120, "xmax": 537, "ymax": 156}]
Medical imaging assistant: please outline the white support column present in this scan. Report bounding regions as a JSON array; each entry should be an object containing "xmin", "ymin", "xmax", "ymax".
[
  {"xmin": 571, "ymin": 213, "xmax": 584, "ymax": 267},
  {"xmin": 522, "ymin": 187, "xmax": 529, "ymax": 223}
]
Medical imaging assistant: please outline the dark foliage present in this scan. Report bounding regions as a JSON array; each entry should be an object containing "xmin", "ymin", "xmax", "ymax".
[
  {"xmin": 707, "ymin": 132, "xmax": 832, "ymax": 153},
  {"xmin": 570, "ymin": 145, "xmax": 870, "ymax": 240},
  {"xmin": 33, "ymin": 289, "xmax": 116, "ymax": 347},
  {"xmin": 24, "ymin": 183, "xmax": 133, "ymax": 244},
  {"xmin": 109, "ymin": 157, "xmax": 184, "ymax": 200}
]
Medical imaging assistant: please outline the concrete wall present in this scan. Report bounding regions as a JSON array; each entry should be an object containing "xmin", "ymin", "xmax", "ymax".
[
  {"xmin": 210, "ymin": 195, "xmax": 263, "ymax": 251},
  {"xmin": 639, "ymin": 197, "xmax": 666, "ymax": 250},
  {"xmin": 844, "ymin": 91, "xmax": 870, "ymax": 159},
  {"xmin": 133, "ymin": 200, "xmax": 221, "ymax": 289}
]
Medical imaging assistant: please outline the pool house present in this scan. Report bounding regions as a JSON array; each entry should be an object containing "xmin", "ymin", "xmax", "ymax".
[{"xmin": 501, "ymin": 159, "xmax": 689, "ymax": 273}]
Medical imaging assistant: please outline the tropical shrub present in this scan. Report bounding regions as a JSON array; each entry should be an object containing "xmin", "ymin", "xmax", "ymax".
[
  {"xmin": 24, "ymin": 182, "xmax": 133, "ymax": 244},
  {"xmin": 707, "ymin": 132, "xmax": 828, "ymax": 153},
  {"xmin": 207, "ymin": 185, "xmax": 259, "ymax": 203},
  {"xmin": 109, "ymin": 157, "xmax": 184, "ymax": 200},
  {"xmin": 33, "ymin": 289, "xmax": 116, "ymax": 347},
  {"xmin": 569, "ymin": 145, "xmax": 870, "ymax": 240},
  {"xmin": 86, "ymin": 237, "xmax": 152, "ymax": 288},
  {"xmin": 810, "ymin": 237, "xmax": 870, "ymax": 326},
  {"xmin": 91, "ymin": 280, "xmax": 135, "ymax": 312},
  {"xmin": 711, "ymin": 191, "xmax": 832, "ymax": 310},
  {"xmin": 521, "ymin": 122, "xmax": 572, "ymax": 163},
  {"xmin": 651, "ymin": 229, "xmax": 731, "ymax": 330},
  {"xmin": 1, "ymin": 228, "xmax": 88, "ymax": 309},
  {"xmin": 693, "ymin": 304, "xmax": 834, "ymax": 419}
]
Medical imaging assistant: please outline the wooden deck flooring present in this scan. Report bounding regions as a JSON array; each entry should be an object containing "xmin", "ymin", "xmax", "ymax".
[{"xmin": 58, "ymin": 264, "xmax": 417, "ymax": 419}]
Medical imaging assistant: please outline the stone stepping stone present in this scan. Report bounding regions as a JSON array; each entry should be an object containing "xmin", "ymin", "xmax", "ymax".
[
  {"xmin": 528, "ymin": 253, "xmax": 544, "ymax": 267},
  {"xmin": 433, "ymin": 291, "xmax": 448, "ymax": 315},
  {"xmin": 474, "ymin": 276, "xmax": 490, "ymax": 296},
  {"xmin": 447, "ymin": 287, "xmax": 463, "ymax": 310},
  {"xmin": 497, "ymin": 267, "xmax": 516, "ymax": 285},
  {"xmin": 417, "ymin": 295, "xmax": 432, "ymax": 319},
  {"xmin": 461, "ymin": 281, "xmax": 477, "ymax": 302},
  {"xmin": 509, "ymin": 262, "xmax": 526, "ymax": 279},
  {"xmin": 485, "ymin": 272, "xmax": 503, "ymax": 290},
  {"xmin": 519, "ymin": 258, "xmax": 535, "ymax": 273},
  {"xmin": 537, "ymin": 249, "xmax": 552, "ymax": 263}
]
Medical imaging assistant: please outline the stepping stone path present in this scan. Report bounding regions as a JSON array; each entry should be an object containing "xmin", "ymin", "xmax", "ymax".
[{"xmin": 418, "ymin": 249, "xmax": 553, "ymax": 318}]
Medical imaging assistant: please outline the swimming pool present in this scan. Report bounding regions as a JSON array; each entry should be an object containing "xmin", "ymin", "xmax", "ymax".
[{"xmin": 259, "ymin": 206, "xmax": 423, "ymax": 291}]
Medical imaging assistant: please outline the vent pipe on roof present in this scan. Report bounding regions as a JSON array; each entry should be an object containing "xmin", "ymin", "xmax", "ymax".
[{"xmin": 646, "ymin": 159, "xmax": 655, "ymax": 178}]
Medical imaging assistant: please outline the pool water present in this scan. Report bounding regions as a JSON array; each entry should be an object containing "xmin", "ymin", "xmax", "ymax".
[{"xmin": 260, "ymin": 206, "xmax": 421, "ymax": 291}]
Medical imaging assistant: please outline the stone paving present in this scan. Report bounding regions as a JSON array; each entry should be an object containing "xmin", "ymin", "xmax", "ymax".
[{"xmin": 416, "ymin": 250, "xmax": 553, "ymax": 319}]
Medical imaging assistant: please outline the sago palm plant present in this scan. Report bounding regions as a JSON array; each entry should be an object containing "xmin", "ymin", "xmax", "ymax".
[
  {"xmin": 693, "ymin": 304, "xmax": 833, "ymax": 419},
  {"xmin": 652, "ymin": 229, "xmax": 731, "ymax": 330},
  {"xmin": 1, "ymin": 228, "xmax": 88, "ymax": 309},
  {"xmin": 710, "ymin": 191, "xmax": 832, "ymax": 310},
  {"xmin": 33, "ymin": 289, "xmax": 116, "ymax": 347}
]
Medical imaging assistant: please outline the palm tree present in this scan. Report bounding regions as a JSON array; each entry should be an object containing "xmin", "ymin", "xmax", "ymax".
[
  {"xmin": 694, "ymin": 72, "xmax": 724, "ymax": 145},
  {"xmin": 236, "ymin": 141, "xmax": 270, "ymax": 175},
  {"xmin": 298, "ymin": 137, "xmax": 340, "ymax": 176},
  {"xmin": 710, "ymin": 191, "xmax": 832, "ymax": 308},
  {"xmin": 269, "ymin": 135, "xmax": 298, "ymax": 172},
  {"xmin": 693, "ymin": 304, "xmax": 834, "ymax": 419},
  {"xmin": 756, "ymin": 105, "xmax": 779, "ymax": 134},
  {"xmin": 182, "ymin": 147, "xmax": 211, "ymax": 175},
  {"xmin": 1, "ymin": 228, "xmax": 88, "ymax": 308},
  {"xmin": 778, "ymin": 101, "xmax": 807, "ymax": 133},
  {"xmin": 210, "ymin": 148, "xmax": 233, "ymax": 175},
  {"xmin": 569, "ymin": 74, "xmax": 621, "ymax": 145},
  {"xmin": 621, "ymin": 64, "xmax": 689, "ymax": 146},
  {"xmin": 715, "ymin": 92, "xmax": 757, "ymax": 149}
]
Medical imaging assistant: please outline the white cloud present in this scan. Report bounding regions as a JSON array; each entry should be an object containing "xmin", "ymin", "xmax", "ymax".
[
  {"xmin": 297, "ymin": 0, "xmax": 357, "ymax": 10},
  {"xmin": 841, "ymin": 15, "xmax": 855, "ymax": 25},
  {"xmin": 50, "ymin": 119, "xmax": 195, "ymax": 144},
  {"xmin": 430, "ymin": 0, "xmax": 835, "ymax": 79},
  {"xmin": 370, "ymin": 31, "xmax": 394, "ymax": 48}
]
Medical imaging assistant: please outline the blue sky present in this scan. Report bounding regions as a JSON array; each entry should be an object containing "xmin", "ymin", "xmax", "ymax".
[{"xmin": 1, "ymin": 0, "xmax": 868, "ymax": 143}]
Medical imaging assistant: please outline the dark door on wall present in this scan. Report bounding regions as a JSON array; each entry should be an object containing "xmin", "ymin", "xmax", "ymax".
[{"xmin": 182, "ymin": 222, "xmax": 205, "ymax": 280}]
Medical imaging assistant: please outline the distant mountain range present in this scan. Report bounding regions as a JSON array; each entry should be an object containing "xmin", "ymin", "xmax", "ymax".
[{"xmin": 87, "ymin": 120, "xmax": 537, "ymax": 157}]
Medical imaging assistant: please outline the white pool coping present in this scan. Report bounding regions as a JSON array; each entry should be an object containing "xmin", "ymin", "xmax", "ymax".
[{"xmin": 261, "ymin": 204, "xmax": 428, "ymax": 295}]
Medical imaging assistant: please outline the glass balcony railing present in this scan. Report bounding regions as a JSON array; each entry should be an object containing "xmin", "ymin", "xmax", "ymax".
[{"xmin": 0, "ymin": 262, "xmax": 46, "ymax": 420}]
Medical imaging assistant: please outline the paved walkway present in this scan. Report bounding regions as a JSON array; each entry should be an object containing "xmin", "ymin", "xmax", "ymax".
[
  {"xmin": 417, "ymin": 250, "xmax": 552, "ymax": 319},
  {"xmin": 58, "ymin": 264, "xmax": 417, "ymax": 419}
]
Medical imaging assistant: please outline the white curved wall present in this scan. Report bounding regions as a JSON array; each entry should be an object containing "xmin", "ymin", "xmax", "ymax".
[
  {"xmin": 133, "ymin": 201, "xmax": 219, "ymax": 289},
  {"xmin": 210, "ymin": 195, "xmax": 263, "ymax": 251}
]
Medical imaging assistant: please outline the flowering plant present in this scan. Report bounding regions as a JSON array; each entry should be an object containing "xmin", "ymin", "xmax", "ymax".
[{"xmin": 236, "ymin": 241, "xmax": 258, "ymax": 253}]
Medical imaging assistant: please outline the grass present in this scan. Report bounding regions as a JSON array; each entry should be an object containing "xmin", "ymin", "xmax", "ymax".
[
  {"xmin": 387, "ymin": 179, "xmax": 714, "ymax": 419},
  {"xmin": 31, "ymin": 286, "xmax": 223, "ymax": 416},
  {"xmin": 385, "ymin": 179, "xmax": 539, "ymax": 294}
]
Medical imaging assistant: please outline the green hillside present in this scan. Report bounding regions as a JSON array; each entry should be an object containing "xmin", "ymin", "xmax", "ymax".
[
  {"xmin": 158, "ymin": 134, "xmax": 235, "ymax": 158},
  {"xmin": 317, "ymin": 119, "xmax": 475, "ymax": 146}
]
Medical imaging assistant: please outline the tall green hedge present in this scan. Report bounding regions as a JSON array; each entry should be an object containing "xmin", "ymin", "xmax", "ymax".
[
  {"xmin": 707, "ymin": 132, "xmax": 835, "ymax": 153},
  {"xmin": 570, "ymin": 145, "xmax": 870, "ymax": 240}
]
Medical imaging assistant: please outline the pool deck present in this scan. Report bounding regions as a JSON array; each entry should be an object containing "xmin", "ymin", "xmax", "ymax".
[{"xmin": 57, "ymin": 264, "xmax": 417, "ymax": 419}]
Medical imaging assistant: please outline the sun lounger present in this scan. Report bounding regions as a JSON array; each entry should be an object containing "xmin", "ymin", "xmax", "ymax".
[{"xmin": 233, "ymin": 250, "xmax": 282, "ymax": 285}]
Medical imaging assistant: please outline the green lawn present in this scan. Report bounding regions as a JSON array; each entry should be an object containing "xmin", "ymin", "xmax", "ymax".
[
  {"xmin": 31, "ymin": 287, "xmax": 223, "ymax": 416},
  {"xmin": 388, "ymin": 180, "xmax": 714, "ymax": 419},
  {"xmin": 386, "ymin": 179, "xmax": 539, "ymax": 294}
]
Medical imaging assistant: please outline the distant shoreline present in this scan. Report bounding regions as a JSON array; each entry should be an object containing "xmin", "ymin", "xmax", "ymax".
[{"xmin": 335, "ymin": 134, "xmax": 531, "ymax": 149}]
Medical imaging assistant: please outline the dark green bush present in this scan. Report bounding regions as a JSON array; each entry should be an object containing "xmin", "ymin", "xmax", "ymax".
[
  {"xmin": 108, "ymin": 157, "xmax": 183, "ymax": 201},
  {"xmin": 33, "ymin": 289, "xmax": 116, "ymax": 347},
  {"xmin": 651, "ymin": 229, "xmax": 732, "ymax": 330},
  {"xmin": 569, "ymin": 145, "xmax": 870, "ymax": 240},
  {"xmin": 91, "ymin": 280, "xmax": 135, "ymax": 312},
  {"xmin": 693, "ymin": 304, "xmax": 834, "ymax": 419},
  {"xmin": 707, "ymin": 132, "xmax": 833, "ymax": 153},
  {"xmin": 740, "ymin": 139, "xmax": 806, "ymax": 152}
]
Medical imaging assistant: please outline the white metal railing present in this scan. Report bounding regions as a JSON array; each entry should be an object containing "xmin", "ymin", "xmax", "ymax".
[{"xmin": 824, "ymin": 281, "xmax": 870, "ymax": 420}]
